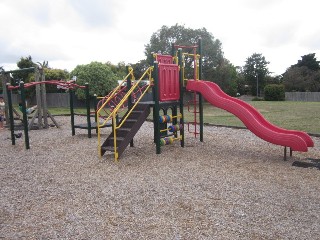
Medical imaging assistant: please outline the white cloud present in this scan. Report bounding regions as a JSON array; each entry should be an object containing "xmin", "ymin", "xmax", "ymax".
[{"xmin": 0, "ymin": 0, "xmax": 320, "ymax": 76}]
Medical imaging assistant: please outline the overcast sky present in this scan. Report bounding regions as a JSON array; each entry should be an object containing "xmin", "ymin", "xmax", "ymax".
[{"xmin": 1, "ymin": 0, "xmax": 319, "ymax": 76}]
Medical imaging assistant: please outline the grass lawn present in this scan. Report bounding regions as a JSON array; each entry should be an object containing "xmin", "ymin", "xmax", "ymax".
[
  {"xmin": 195, "ymin": 101, "xmax": 320, "ymax": 134},
  {"xmin": 48, "ymin": 100, "xmax": 320, "ymax": 134}
]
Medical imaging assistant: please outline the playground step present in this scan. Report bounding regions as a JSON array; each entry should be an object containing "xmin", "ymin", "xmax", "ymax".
[
  {"xmin": 117, "ymin": 128, "xmax": 131, "ymax": 132},
  {"xmin": 108, "ymin": 137, "xmax": 125, "ymax": 142},
  {"xmin": 125, "ymin": 119, "xmax": 137, "ymax": 123},
  {"xmin": 101, "ymin": 146, "xmax": 116, "ymax": 152},
  {"xmin": 120, "ymin": 119, "xmax": 137, "ymax": 129},
  {"xmin": 100, "ymin": 103, "xmax": 150, "ymax": 158}
]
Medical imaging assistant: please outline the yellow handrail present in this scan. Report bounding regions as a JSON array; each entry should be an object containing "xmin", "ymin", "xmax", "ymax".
[
  {"xmin": 100, "ymin": 66, "xmax": 153, "ymax": 126},
  {"xmin": 97, "ymin": 67, "xmax": 135, "ymax": 127},
  {"xmin": 97, "ymin": 67, "xmax": 134, "ymax": 157},
  {"xmin": 112, "ymin": 82, "xmax": 152, "ymax": 160},
  {"xmin": 98, "ymin": 66, "xmax": 154, "ymax": 159},
  {"xmin": 116, "ymin": 82, "xmax": 152, "ymax": 130}
]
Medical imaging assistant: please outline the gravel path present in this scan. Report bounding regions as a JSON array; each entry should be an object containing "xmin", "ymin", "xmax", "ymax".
[{"xmin": 1, "ymin": 116, "xmax": 320, "ymax": 239}]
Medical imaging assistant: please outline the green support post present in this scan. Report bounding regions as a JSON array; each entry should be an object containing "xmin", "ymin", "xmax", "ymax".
[
  {"xmin": 85, "ymin": 83, "xmax": 91, "ymax": 138},
  {"xmin": 178, "ymin": 48, "xmax": 185, "ymax": 147},
  {"xmin": 171, "ymin": 43, "xmax": 175, "ymax": 57},
  {"xmin": 153, "ymin": 61, "xmax": 161, "ymax": 154},
  {"xmin": 198, "ymin": 38, "xmax": 204, "ymax": 142},
  {"xmin": 152, "ymin": 64, "xmax": 156, "ymax": 144},
  {"xmin": 69, "ymin": 89, "xmax": 75, "ymax": 136},
  {"xmin": 20, "ymin": 81, "xmax": 30, "ymax": 149},
  {"xmin": 6, "ymin": 84, "xmax": 15, "ymax": 146}
]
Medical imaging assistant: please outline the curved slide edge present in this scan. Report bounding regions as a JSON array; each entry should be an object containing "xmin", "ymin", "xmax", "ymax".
[
  {"xmin": 204, "ymin": 81, "xmax": 313, "ymax": 148},
  {"xmin": 186, "ymin": 80, "xmax": 313, "ymax": 152}
]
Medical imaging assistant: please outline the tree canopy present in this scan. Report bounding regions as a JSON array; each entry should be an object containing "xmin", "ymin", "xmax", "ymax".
[
  {"xmin": 11, "ymin": 56, "xmax": 36, "ymax": 84},
  {"xmin": 283, "ymin": 53, "xmax": 320, "ymax": 92},
  {"xmin": 143, "ymin": 24, "xmax": 241, "ymax": 94},
  {"xmin": 70, "ymin": 61, "xmax": 118, "ymax": 99},
  {"xmin": 291, "ymin": 53, "xmax": 320, "ymax": 71},
  {"xmin": 243, "ymin": 53, "xmax": 270, "ymax": 96},
  {"xmin": 144, "ymin": 24, "xmax": 224, "ymax": 80}
]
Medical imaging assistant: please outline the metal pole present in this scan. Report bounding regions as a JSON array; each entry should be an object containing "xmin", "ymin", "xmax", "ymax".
[
  {"xmin": 256, "ymin": 74, "xmax": 259, "ymax": 97},
  {"xmin": 69, "ymin": 89, "xmax": 75, "ymax": 136},
  {"xmin": 178, "ymin": 48, "xmax": 185, "ymax": 148},
  {"xmin": 153, "ymin": 61, "xmax": 161, "ymax": 154},
  {"xmin": 20, "ymin": 81, "xmax": 30, "ymax": 149},
  {"xmin": 198, "ymin": 38, "xmax": 204, "ymax": 142}
]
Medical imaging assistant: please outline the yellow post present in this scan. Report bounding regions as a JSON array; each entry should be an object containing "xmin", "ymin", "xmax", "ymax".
[{"xmin": 112, "ymin": 114, "xmax": 118, "ymax": 161}]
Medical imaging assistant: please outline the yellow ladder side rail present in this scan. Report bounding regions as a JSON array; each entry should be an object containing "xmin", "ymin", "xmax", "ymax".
[
  {"xmin": 97, "ymin": 67, "xmax": 134, "ymax": 125},
  {"xmin": 97, "ymin": 67, "xmax": 134, "ymax": 157},
  {"xmin": 115, "ymin": 82, "xmax": 152, "ymax": 130},
  {"xmin": 98, "ymin": 66, "xmax": 153, "ymax": 159},
  {"xmin": 106, "ymin": 66, "xmax": 153, "ymax": 122},
  {"xmin": 112, "ymin": 82, "xmax": 153, "ymax": 161},
  {"xmin": 112, "ymin": 113, "xmax": 118, "ymax": 160}
]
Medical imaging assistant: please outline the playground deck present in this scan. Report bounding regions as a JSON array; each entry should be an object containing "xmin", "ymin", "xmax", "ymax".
[{"xmin": 1, "ymin": 116, "xmax": 320, "ymax": 239}]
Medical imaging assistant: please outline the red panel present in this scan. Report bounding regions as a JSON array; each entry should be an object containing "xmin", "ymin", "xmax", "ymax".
[
  {"xmin": 156, "ymin": 54, "xmax": 173, "ymax": 64},
  {"xmin": 158, "ymin": 64, "xmax": 180, "ymax": 101}
]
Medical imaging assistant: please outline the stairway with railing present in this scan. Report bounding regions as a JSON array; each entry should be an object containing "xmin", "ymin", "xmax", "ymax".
[{"xmin": 97, "ymin": 67, "xmax": 153, "ymax": 161}]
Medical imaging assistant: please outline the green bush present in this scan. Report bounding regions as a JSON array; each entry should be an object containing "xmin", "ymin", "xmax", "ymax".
[
  {"xmin": 264, "ymin": 84, "xmax": 285, "ymax": 101},
  {"xmin": 252, "ymin": 97, "xmax": 264, "ymax": 101}
]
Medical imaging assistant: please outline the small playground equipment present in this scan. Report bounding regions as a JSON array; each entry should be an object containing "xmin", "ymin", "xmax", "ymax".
[
  {"xmin": 97, "ymin": 38, "xmax": 314, "ymax": 161},
  {"xmin": 1, "ymin": 67, "xmax": 59, "ymax": 130},
  {"xmin": 69, "ymin": 83, "xmax": 108, "ymax": 138},
  {"xmin": 2, "ymin": 67, "xmax": 89, "ymax": 149}
]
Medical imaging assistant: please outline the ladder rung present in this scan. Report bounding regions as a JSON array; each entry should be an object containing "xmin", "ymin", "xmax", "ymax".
[
  {"xmin": 118, "ymin": 128, "xmax": 131, "ymax": 131},
  {"xmin": 101, "ymin": 146, "xmax": 116, "ymax": 152},
  {"xmin": 109, "ymin": 137, "xmax": 124, "ymax": 141}
]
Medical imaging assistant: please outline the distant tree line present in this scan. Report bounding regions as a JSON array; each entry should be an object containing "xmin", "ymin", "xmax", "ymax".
[{"xmin": 2, "ymin": 24, "xmax": 319, "ymax": 100}]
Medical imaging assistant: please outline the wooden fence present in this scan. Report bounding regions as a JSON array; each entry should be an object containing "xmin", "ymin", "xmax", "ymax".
[{"xmin": 285, "ymin": 92, "xmax": 320, "ymax": 102}]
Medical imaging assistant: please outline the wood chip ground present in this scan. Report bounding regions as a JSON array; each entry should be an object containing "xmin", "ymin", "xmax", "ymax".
[{"xmin": 1, "ymin": 116, "xmax": 320, "ymax": 239}]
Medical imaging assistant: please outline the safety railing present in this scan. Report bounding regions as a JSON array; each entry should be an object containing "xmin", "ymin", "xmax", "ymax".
[
  {"xmin": 96, "ymin": 67, "xmax": 135, "ymax": 121},
  {"xmin": 97, "ymin": 66, "xmax": 154, "ymax": 159}
]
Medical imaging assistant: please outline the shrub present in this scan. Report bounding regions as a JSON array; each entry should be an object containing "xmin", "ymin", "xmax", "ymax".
[
  {"xmin": 252, "ymin": 97, "xmax": 264, "ymax": 101},
  {"xmin": 264, "ymin": 84, "xmax": 285, "ymax": 101}
]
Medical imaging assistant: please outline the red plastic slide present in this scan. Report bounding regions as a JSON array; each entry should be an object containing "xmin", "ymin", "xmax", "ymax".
[{"xmin": 186, "ymin": 80, "xmax": 314, "ymax": 152}]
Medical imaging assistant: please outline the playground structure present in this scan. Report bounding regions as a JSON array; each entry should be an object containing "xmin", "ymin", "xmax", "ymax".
[
  {"xmin": 1, "ymin": 67, "xmax": 96, "ymax": 149},
  {"xmin": 0, "ymin": 40, "xmax": 314, "ymax": 161},
  {"xmin": 96, "ymin": 39, "xmax": 314, "ymax": 161},
  {"xmin": 1, "ymin": 67, "xmax": 60, "ymax": 130}
]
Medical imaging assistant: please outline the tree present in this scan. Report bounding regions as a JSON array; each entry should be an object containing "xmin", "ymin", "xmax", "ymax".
[
  {"xmin": 144, "ymin": 24, "xmax": 224, "ymax": 81},
  {"xmin": 212, "ymin": 59, "xmax": 238, "ymax": 96},
  {"xmin": 105, "ymin": 61, "xmax": 127, "ymax": 80},
  {"xmin": 12, "ymin": 56, "xmax": 36, "ymax": 84},
  {"xmin": 70, "ymin": 61, "xmax": 118, "ymax": 99},
  {"xmin": 130, "ymin": 59, "xmax": 149, "ymax": 79},
  {"xmin": 243, "ymin": 53, "xmax": 270, "ymax": 96},
  {"xmin": 292, "ymin": 53, "xmax": 320, "ymax": 71},
  {"xmin": 283, "ymin": 53, "xmax": 320, "ymax": 92},
  {"xmin": 37, "ymin": 60, "xmax": 49, "ymax": 69},
  {"xmin": 44, "ymin": 68, "xmax": 70, "ymax": 93},
  {"xmin": 283, "ymin": 66, "xmax": 320, "ymax": 92}
]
